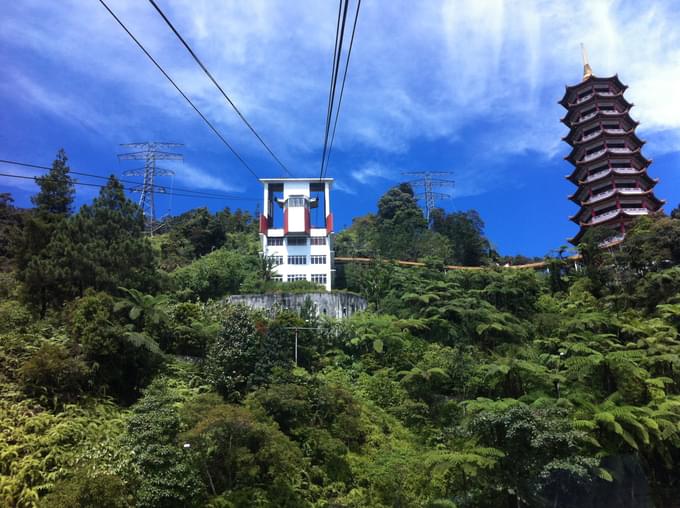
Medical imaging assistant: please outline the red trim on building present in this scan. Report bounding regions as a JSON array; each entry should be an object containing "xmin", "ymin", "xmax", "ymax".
[
  {"xmin": 326, "ymin": 213, "xmax": 334, "ymax": 233},
  {"xmin": 304, "ymin": 208, "xmax": 310, "ymax": 234},
  {"xmin": 259, "ymin": 214, "xmax": 268, "ymax": 234},
  {"xmin": 283, "ymin": 208, "xmax": 288, "ymax": 234}
]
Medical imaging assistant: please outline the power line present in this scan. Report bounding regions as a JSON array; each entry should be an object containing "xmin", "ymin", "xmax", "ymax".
[
  {"xmin": 0, "ymin": 159, "xmax": 249, "ymax": 200},
  {"xmin": 97, "ymin": 0, "xmax": 260, "ymax": 180},
  {"xmin": 0, "ymin": 172, "xmax": 258, "ymax": 201},
  {"xmin": 319, "ymin": 0, "xmax": 349, "ymax": 179},
  {"xmin": 322, "ymin": 0, "xmax": 361, "ymax": 179},
  {"xmin": 147, "ymin": 0, "xmax": 293, "ymax": 177}
]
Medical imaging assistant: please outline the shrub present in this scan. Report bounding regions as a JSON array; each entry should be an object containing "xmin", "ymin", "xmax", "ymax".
[{"xmin": 19, "ymin": 342, "xmax": 90, "ymax": 405}]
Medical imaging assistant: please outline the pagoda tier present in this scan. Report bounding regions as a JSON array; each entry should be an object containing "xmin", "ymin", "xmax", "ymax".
[{"xmin": 560, "ymin": 70, "xmax": 665, "ymax": 246}]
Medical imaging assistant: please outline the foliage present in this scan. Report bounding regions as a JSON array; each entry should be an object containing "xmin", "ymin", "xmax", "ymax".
[
  {"xmin": 125, "ymin": 378, "xmax": 205, "ymax": 507},
  {"xmin": 172, "ymin": 247, "xmax": 256, "ymax": 300},
  {"xmin": 5, "ymin": 168, "xmax": 680, "ymax": 507}
]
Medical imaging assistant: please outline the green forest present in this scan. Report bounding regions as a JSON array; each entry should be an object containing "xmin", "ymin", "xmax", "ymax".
[{"xmin": 2, "ymin": 151, "xmax": 680, "ymax": 508}]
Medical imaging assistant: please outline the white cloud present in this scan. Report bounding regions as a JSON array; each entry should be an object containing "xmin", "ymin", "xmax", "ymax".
[
  {"xmin": 1, "ymin": 0, "xmax": 680, "ymax": 198},
  {"xmin": 173, "ymin": 163, "xmax": 240, "ymax": 193},
  {"xmin": 332, "ymin": 179, "xmax": 357, "ymax": 195},
  {"xmin": 351, "ymin": 162, "xmax": 396, "ymax": 184}
]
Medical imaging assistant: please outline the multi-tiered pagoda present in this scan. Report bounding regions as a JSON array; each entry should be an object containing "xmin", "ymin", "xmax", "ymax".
[{"xmin": 560, "ymin": 52, "xmax": 664, "ymax": 246}]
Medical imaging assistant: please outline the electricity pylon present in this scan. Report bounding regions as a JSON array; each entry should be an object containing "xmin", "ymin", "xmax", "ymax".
[
  {"xmin": 402, "ymin": 171, "xmax": 455, "ymax": 224},
  {"xmin": 118, "ymin": 142, "xmax": 183, "ymax": 235}
]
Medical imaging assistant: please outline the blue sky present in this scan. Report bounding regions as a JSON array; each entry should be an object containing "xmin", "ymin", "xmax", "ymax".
[{"xmin": 2, "ymin": 0, "xmax": 680, "ymax": 257}]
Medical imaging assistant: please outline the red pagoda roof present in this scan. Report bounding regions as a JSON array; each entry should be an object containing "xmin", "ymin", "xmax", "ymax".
[
  {"xmin": 561, "ymin": 100, "xmax": 633, "ymax": 127},
  {"xmin": 562, "ymin": 119, "xmax": 639, "ymax": 146},
  {"xmin": 559, "ymin": 74, "xmax": 628, "ymax": 106},
  {"xmin": 565, "ymin": 132, "xmax": 645, "ymax": 164},
  {"xmin": 566, "ymin": 151, "xmax": 652, "ymax": 183}
]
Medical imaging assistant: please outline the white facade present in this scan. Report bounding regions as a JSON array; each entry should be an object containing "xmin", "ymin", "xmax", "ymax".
[{"xmin": 259, "ymin": 178, "xmax": 334, "ymax": 291}]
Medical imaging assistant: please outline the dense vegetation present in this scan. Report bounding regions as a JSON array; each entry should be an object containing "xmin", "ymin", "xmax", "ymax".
[{"xmin": 2, "ymin": 151, "xmax": 680, "ymax": 507}]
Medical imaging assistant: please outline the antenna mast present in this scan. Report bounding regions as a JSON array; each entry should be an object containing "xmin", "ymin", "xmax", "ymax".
[
  {"xmin": 581, "ymin": 43, "xmax": 593, "ymax": 81},
  {"xmin": 118, "ymin": 142, "xmax": 183, "ymax": 235}
]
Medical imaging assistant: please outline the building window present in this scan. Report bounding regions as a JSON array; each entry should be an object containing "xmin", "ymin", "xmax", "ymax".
[
  {"xmin": 311, "ymin": 274, "xmax": 327, "ymax": 285},
  {"xmin": 269, "ymin": 256, "xmax": 284, "ymax": 265},
  {"xmin": 310, "ymin": 255, "xmax": 326, "ymax": 265},
  {"xmin": 288, "ymin": 274, "xmax": 307, "ymax": 282},
  {"xmin": 288, "ymin": 255, "xmax": 307, "ymax": 265},
  {"xmin": 287, "ymin": 196, "xmax": 306, "ymax": 208},
  {"xmin": 271, "ymin": 275, "xmax": 283, "ymax": 282},
  {"xmin": 310, "ymin": 236, "xmax": 326, "ymax": 245},
  {"xmin": 267, "ymin": 237, "xmax": 283, "ymax": 246},
  {"xmin": 287, "ymin": 237, "xmax": 307, "ymax": 246}
]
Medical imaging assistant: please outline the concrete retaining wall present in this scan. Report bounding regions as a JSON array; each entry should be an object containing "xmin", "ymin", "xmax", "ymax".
[{"xmin": 226, "ymin": 292, "xmax": 367, "ymax": 319}]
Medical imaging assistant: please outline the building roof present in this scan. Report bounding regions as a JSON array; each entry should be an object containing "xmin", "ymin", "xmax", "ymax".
[{"xmin": 260, "ymin": 177, "xmax": 334, "ymax": 183}]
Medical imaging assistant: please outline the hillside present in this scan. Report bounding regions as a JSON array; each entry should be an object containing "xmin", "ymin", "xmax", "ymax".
[{"xmin": 2, "ymin": 155, "xmax": 680, "ymax": 507}]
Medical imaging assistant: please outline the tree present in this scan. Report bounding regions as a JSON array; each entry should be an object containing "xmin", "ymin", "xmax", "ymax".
[
  {"xmin": 203, "ymin": 305, "xmax": 264, "ymax": 400},
  {"xmin": 375, "ymin": 184, "xmax": 429, "ymax": 260},
  {"xmin": 15, "ymin": 150, "xmax": 76, "ymax": 314},
  {"xmin": 0, "ymin": 193, "xmax": 22, "ymax": 269},
  {"xmin": 20, "ymin": 176, "xmax": 157, "ymax": 310},
  {"xmin": 31, "ymin": 148, "xmax": 74, "ymax": 218},
  {"xmin": 431, "ymin": 208, "xmax": 491, "ymax": 266},
  {"xmin": 181, "ymin": 396, "xmax": 306, "ymax": 505}
]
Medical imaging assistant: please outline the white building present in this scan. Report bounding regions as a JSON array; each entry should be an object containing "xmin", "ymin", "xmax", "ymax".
[{"xmin": 259, "ymin": 178, "xmax": 334, "ymax": 291}]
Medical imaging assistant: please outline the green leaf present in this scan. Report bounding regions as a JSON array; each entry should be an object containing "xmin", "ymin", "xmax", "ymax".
[{"xmin": 373, "ymin": 338, "xmax": 384, "ymax": 353}]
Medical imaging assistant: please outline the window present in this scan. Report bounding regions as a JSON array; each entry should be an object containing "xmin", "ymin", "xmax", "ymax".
[
  {"xmin": 267, "ymin": 237, "xmax": 283, "ymax": 246},
  {"xmin": 287, "ymin": 196, "xmax": 307, "ymax": 208},
  {"xmin": 310, "ymin": 255, "xmax": 326, "ymax": 265},
  {"xmin": 287, "ymin": 274, "xmax": 307, "ymax": 282},
  {"xmin": 311, "ymin": 274, "xmax": 327, "ymax": 285},
  {"xmin": 310, "ymin": 236, "xmax": 326, "ymax": 245},
  {"xmin": 269, "ymin": 255, "xmax": 284, "ymax": 265},
  {"xmin": 271, "ymin": 275, "xmax": 283, "ymax": 282},
  {"xmin": 287, "ymin": 237, "xmax": 307, "ymax": 246},
  {"xmin": 288, "ymin": 255, "xmax": 307, "ymax": 265}
]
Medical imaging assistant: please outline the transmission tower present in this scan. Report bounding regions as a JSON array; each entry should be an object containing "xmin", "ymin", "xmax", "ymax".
[
  {"xmin": 402, "ymin": 171, "xmax": 455, "ymax": 224},
  {"xmin": 118, "ymin": 142, "xmax": 183, "ymax": 235}
]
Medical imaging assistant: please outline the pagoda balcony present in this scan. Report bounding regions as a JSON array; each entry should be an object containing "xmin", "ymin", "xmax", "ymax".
[
  {"xmin": 588, "ymin": 209, "xmax": 620, "ymax": 224},
  {"xmin": 585, "ymin": 206, "xmax": 649, "ymax": 225},
  {"xmin": 583, "ymin": 187, "xmax": 643, "ymax": 205},
  {"xmin": 575, "ymin": 93, "xmax": 593, "ymax": 104},
  {"xmin": 583, "ymin": 168, "xmax": 612, "ymax": 182},
  {"xmin": 579, "ymin": 127, "xmax": 627, "ymax": 144},
  {"xmin": 599, "ymin": 234, "xmax": 625, "ymax": 248},
  {"xmin": 583, "ymin": 149, "xmax": 606, "ymax": 162},
  {"xmin": 589, "ymin": 189, "xmax": 616, "ymax": 202},
  {"xmin": 581, "ymin": 147, "xmax": 632, "ymax": 163},
  {"xmin": 580, "ymin": 111, "xmax": 597, "ymax": 122},
  {"xmin": 622, "ymin": 207, "xmax": 649, "ymax": 215},
  {"xmin": 581, "ymin": 130, "xmax": 601, "ymax": 142}
]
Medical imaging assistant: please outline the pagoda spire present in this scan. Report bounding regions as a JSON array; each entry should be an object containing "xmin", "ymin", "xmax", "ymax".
[{"xmin": 581, "ymin": 43, "xmax": 593, "ymax": 81}]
